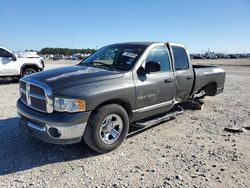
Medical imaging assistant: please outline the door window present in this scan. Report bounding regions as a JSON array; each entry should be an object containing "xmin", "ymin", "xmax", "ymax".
[
  {"xmin": 172, "ymin": 46, "xmax": 189, "ymax": 70},
  {"xmin": 145, "ymin": 46, "xmax": 171, "ymax": 72},
  {"xmin": 0, "ymin": 49, "xmax": 12, "ymax": 58}
]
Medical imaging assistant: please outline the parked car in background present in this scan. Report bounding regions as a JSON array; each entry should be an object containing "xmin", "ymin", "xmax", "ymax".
[
  {"xmin": 238, "ymin": 54, "xmax": 248, "ymax": 58},
  {"xmin": 0, "ymin": 47, "xmax": 44, "ymax": 79},
  {"xmin": 227, "ymin": 54, "xmax": 238, "ymax": 59}
]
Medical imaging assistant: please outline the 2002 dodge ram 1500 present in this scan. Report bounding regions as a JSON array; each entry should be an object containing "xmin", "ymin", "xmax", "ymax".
[{"xmin": 17, "ymin": 42, "xmax": 226, "ymax": 153}]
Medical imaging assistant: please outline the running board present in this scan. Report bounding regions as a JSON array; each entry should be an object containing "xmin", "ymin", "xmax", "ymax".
[
  {"xmin": 127, "ymin": 106, "xmax": 184, "ymax": 137},
  {"xmin": 133, "ymin": 105, "xmax": 184, "ymax": 128}
]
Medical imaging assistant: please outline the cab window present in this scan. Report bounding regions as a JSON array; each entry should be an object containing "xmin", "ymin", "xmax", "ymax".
[
  {"xmin": 0, "ymin": 49, "xmax": 12, "ymax": 58},
  {"xmin": 172, "ymin": 46, "xmax": 189, "ymax": 70}
]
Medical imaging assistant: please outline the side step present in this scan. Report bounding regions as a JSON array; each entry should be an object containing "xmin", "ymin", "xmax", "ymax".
[
  {"xmin": 128, "ymin": 105, "xmax": 184, "ymax": 137},
  {"xmin": 135, "ymin": 105, "xmax": 184, "ymax": 127}
]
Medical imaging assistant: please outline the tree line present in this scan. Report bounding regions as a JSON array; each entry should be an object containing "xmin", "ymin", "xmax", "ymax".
[{"xmin": 38, "ymin": 48, "xmax": 96, "ymax": 56}]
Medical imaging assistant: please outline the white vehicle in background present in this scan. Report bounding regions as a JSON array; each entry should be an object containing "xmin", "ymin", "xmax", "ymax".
[{"xmin": 0, "ymin": 47, "xmax": 44, "ymax": 79}]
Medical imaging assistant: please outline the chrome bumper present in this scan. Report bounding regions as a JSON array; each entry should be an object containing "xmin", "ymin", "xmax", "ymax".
[
  {"xmin": 18, "ymin": 115, "xmax": 87, "ymax": 144},
  {"xmin": 18, "ymin": 114, "xmax": 87, "ymax": 144},
  {"xmin": 23, "ymin": 117, "xmax": 87, "ymax": 139},
  {"xmin": 17, "ymin": 99, "xmax": 91, "ymax": 144}
]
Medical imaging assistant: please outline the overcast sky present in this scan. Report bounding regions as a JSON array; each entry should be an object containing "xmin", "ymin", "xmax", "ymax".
[{"xmin": 1, "ymin": 0, "xmax": 250, "ymax": 53}]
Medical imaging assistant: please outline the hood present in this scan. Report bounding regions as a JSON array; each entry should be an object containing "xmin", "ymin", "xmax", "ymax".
[
  {"xmin": 26, "ymin": 65, "xmax": 124, "ymax": 90},
  {"xmin": 17, "ymin": 51, "xmax": 41, "ymax": 58}
]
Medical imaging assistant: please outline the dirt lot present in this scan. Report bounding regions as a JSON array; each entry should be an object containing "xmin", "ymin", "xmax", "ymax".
[{"xmin": 0, "ymin": 59, "xmax": 249, "ymax": 187}]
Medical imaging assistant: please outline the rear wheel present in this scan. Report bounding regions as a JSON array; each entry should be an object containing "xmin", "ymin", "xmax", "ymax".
[
  {"xmin": 193, "ymin": 99, "xmax": 204, "ymax": 110},
  {"xmin": 83, "ymin": 104, "xmax": 129, "ymax": 153},
  {"xmin": 22, "ymin": 68, "xmax": 36, "ymax": 76}
]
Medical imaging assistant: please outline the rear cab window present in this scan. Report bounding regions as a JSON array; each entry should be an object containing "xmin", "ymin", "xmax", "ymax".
[{"xmin": 172, "ymin": 46, "xmax": 189, "ymax": 70}]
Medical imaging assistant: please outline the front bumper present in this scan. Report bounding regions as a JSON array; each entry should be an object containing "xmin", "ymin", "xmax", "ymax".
[{"xmin": 17, "ymin": 99, "xmax": 91, "ymax": 144}]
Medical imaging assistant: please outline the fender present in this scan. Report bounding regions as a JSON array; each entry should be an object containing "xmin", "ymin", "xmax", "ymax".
[{"xmin": 20, "ymin": 63, "xmax": 43, "ymax": 76}]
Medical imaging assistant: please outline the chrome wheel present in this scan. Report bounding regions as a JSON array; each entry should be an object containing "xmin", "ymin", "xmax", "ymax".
[
  {"xmin": 99, "ymin": 114, "xmax": 123, "ymax": 144},
  {"xmin": 84, "ymin": 104, "xmax": 129, "ymax": 153}
]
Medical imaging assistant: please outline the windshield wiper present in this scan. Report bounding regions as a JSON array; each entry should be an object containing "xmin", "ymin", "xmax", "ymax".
[{"xmin": 84, "ymin": 61, "xmax": 116, "ymax": 71}]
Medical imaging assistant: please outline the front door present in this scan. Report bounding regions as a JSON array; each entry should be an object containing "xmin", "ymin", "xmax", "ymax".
[
  {"xmin": 133, "ymin": 45, "xmax": 175, "ymax": 119},
  {"xmin": 0, "ymin": 48, "xmax": 19, "ymax": 76}
]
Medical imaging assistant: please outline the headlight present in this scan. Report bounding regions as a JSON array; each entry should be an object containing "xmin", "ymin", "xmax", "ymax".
[{"xmin": 54, "ymin": 97, "xmax": 86, "ymax": 112}]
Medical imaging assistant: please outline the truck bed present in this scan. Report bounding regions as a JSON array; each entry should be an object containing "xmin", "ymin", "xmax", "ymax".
[{"xmin": 191, "ymin": 65, "xmax": 226, "ymax": 96}]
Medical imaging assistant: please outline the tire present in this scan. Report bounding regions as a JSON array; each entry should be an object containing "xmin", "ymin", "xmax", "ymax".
[
  {"xmin": 12, "ymin": 78, "xmax": 20, "ymax": 83},
  {"xmin": 83, "ymin": 104, "xmax": 129, "ymax": 153},
  {"xmin": 22, "ymin": 68, "xmax": 36, "ymax": 76},
  {"xmin": 193, "ymin": 100, "xmax": 204, "ymax": 110}
]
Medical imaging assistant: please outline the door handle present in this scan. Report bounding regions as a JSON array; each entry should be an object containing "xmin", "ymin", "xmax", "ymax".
[
  {"xmin": 187, "ymin": 76, "xmax": 193, "ymax": 80},
  {"xmin": 165, "ymin": 78, "xmax": 173, "ymax": 83}
]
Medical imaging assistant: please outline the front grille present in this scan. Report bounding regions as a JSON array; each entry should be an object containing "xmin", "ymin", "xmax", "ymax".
[
  {"xmin": 19, "ymin": 78, "xmax": 53, "ymax": 113},
  {"xmin": 30, "ymin": 85, "xmax": 45, "ymax": 96},
  {"xmin": 31, "ymin": 97, "xmax": 47, "ymax": 112}
]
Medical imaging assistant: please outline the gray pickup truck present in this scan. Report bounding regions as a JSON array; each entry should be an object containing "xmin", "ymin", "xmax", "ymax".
[{"xmin": 17, "ymin": 42, "xmax": 225, "ymax": 153}]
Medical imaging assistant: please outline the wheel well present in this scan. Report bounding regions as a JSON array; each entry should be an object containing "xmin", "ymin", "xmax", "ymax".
[
  {"xmin": 21, "ymin": 64, "xmax": 39, "ymax": 76},
  {"xmin": 203, "ymin": 82, "xmax": 217, "ymax": 96},
  {"xmin": 94, "ymin": 99, "xmax": 133, "ymax": 122}
]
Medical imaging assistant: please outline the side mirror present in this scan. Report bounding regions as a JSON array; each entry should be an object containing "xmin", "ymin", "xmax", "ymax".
[
  {"xmin": 145, "ymin": 61, "xmax": 160, "ymax": 73},
  {"xmin": 12, "ymin": 54, "xmax": 17, "ymax": 61}
]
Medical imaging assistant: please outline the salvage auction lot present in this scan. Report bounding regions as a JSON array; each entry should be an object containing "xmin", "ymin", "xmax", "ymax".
[{"xmin": 0, "ymin": 59, "xmax": 249, "ymax": 187}]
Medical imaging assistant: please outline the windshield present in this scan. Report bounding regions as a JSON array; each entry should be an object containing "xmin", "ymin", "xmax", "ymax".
[{"xmin": 80, "ymin": 44, "xmax": 147, "ymax": 71}]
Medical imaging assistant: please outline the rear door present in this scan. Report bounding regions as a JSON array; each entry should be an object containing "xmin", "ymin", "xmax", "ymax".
[
  {"xmin": 133, "ymin": 44, "xmax": 175, "ymax": 119},
  {"xmin": 169, "ymin": 44, "xmax": 194, "ymax": 101}
]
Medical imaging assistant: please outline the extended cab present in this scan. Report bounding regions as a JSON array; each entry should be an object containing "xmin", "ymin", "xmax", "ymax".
[
  {"xmin": 17, "ymin": 42, "xmax": 225, "ymax": 153},
  {"xmin": 0, "ymin": 47, "xmax": 44, "ymax": 79}
]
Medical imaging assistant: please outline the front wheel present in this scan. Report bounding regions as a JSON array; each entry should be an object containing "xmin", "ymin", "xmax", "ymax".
[
  {"xmin": 83, "ymin": 104, "xmax": 129, "ymax": 153},
  {"xmin": 22, "ymin": 68, "xmax": 36, "ymax": 76}
]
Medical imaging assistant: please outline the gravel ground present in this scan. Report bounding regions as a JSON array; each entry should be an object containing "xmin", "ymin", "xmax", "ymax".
[{"xmin": 0, "ymin": 60, "xmax": 249, "ymax": 188}]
